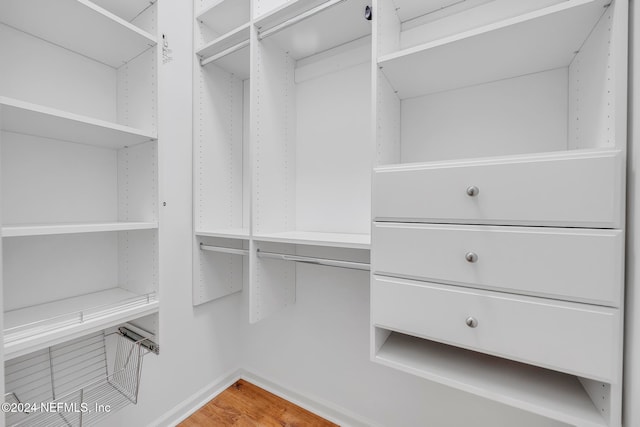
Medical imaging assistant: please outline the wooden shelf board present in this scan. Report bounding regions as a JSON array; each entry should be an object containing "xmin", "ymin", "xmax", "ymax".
[
  {"xmin": 378, "ymin": 0, "xmax": 608, "ymax": 98},
  {"xmin": 196, "ymin": 228, "xmax": 250, "ymax": 239},
  {"xmin": 4, "ymin": 288, "xmax": 158, "ymax": 361},
  {"xmin": 0, "ymin": 97, "xmax": 157, "ymax": 149},
  {"xmin": 0, "ymin": 0, "xmax": 157, "ymax": 68},
  {"xmin": 2, "ymin": 221, "xmax": 158, "ymax": 237},
  {"xmin": 253, "ymin": 231, "xmax": 370, "ymax": 249},
  {"xmin": 197, "ymin": 24, "xmax": 251, "ymax": 78},
  {"xmin": 375, "ymin": 332, "xmax": 607, "ymax": 427},
  {"xmin": 255, "ymin": 0, "xmax": 372, "ymax": 60},
  {"xmin": 197, "ymin": 0, "xmax": 250, "ymax": 36}
]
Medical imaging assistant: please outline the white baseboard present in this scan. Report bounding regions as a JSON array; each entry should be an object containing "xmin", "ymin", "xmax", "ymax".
[
  {"xmin": 150, "ymin": 368, "xmax": 242, "ymax": 427},
  {"xmin": 239, "ymin": 370, "xmax": 381, "ymax": 427},
  {"xmin": 151, "ymin": 368, "xmax": 380, "ymax": 427}
]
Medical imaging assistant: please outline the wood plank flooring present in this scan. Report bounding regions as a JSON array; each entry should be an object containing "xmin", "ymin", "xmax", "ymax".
[{"xmin": 178, "ymin": 379, "xmax": 340, "ymax": 427}]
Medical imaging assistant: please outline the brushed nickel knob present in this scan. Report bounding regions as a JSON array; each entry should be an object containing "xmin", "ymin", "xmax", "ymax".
[
  {"xmin": 466, "ymin": 317, "xmax": 478, "ymax": 328},
  {"xmin": 466, "ymin": 186, "xmax": 479, "ymax": 197},
  {"xmin": 465, "ymin": 252, "xmax": 478, "ymax": 263}
]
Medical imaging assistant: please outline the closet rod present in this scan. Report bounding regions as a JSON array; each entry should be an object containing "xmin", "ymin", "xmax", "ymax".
[
  {"xmin": 200, "ymin": 243, "xmax": 248, "ymax": 256},
  {"xmin": 258, "ymin": 0, "xmax": 348, "ymax": 40},
  {"xmin": 200, "ymin": 39, "xmax": 250, "ymax": 67},
  {"xmin": 257, "ymin": 250, "xmax": 370, "ymax": 271}
]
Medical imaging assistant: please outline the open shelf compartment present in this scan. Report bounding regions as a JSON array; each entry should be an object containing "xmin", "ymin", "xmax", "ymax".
[
  {"xmin": 197, "ymin": 0, "xmax": 251, "ymax": 38},
  {"xmin": 0, "ymin": 0, "xmax": 157, "ymax": 68},
  {"xmin": 4, "ymin": 288, "xmax": 159, "ymax": 360},
  {"xmin": 255, "ymin": 0, "xmax": 372, "ymax": 60},
  {"xmin": 91, "ymin": 0, "xmax": 157, "ymax": 23},
  {"xmin": 378, "ymin": 0, "xmax": 610, "ymax": 98},
  {"xmin": 197, "ymin": 23, "xmax": 251, "ymax": 78},
  {"xmin": 374, "ymin": 330, "xmax": 611, "ymax": 427},
  {"xmin": 4, "ymin": 329, "xmax": 153, "ymax": 426}
]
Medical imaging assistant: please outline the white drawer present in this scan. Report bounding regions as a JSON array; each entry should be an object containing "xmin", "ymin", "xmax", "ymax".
[
  {"xmin": 372, "ymin": 223, "xmax": 623, "ymax": 307},
  {"xmin": 371, "ymin": 276, "xmax": 619, "ymax": 381},
  {"xmin": 373, "ymin": 149, "xmax": 624, "ymax": 228}
]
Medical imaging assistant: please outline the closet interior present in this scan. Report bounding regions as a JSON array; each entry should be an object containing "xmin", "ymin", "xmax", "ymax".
[{"xmin": 0, "ymin": 0, "xmax": 631, "ymax": 425}]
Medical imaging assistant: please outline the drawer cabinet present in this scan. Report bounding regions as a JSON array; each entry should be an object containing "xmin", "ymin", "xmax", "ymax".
[
  {"xmin": 373, "ymin": 149, "xmax": 623, "ymax": 228},
  {"xmin": 372, "ymin": 223, "xmax": 623, "ymax": 306},
  {"xmin": 371, "ymin": 275, "xmax": 618, "ymax": 382}
]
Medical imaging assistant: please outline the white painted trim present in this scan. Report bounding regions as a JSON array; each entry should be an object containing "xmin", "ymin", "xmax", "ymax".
[
  {"xmin": 239, "ymin": 370, "xmax": 382, "ymax": 427},
  {"xmin": 149, "ymin": 367, "xmax": 381, "ymax": 427},
  {"xmin": 149, "ymin": 368, "xmax": 241, "ymax": 427}
]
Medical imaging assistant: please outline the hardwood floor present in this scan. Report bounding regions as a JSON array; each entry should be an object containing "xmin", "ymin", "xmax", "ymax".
[{"xmin": 178, "ymin": 379, "xmax": 340, "ymax": 426}]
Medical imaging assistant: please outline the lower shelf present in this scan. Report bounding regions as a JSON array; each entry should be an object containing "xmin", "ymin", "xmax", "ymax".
[
  {"xmin": 195, "ymin": 228, "xmax": 250, "ymax": 239},
  {"xmin": 252, "ymin": 231, "xmax": 371, "ymax": 250},
  {"xmin": 374, "ymin": 331, "xmax": 609, "ymax": 427},
  {"xmin": 4, "ymin": 288, "xmax": 158, "ymax": 360},
  {"xmin": 5, "ymin": 330, "xmax": 150, "ymax": 427}
]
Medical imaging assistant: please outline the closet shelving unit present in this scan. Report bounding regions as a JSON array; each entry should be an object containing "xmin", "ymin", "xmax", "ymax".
[
  {"xmin": 193, "ymin": 0, "xmax": 373, "ymax": 323},
  {"xmin": 193, "ymin": 0, "xmax": 251, "ymax": 305},
  {"xmin": 249, "ymin": 0, "xmax": 373, "ymax": 322},
  {"xmin": 371, "ymin": 0, "xmax": 627, "ymax": 426},
  {"xmin": 1, "ymin": 0, "xmax": 160, "ymax": 420}
]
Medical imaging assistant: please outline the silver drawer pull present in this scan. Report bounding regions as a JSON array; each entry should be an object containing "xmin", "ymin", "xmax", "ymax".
[
  {"xmin": 465, "ymin": 252, "xmax": 478, "ymax": 263},
  {"xmin": 466, "ymin": 186, "xmax": 479, "ymax": 197},
  {"xmin": 466, "ymin": 317, "xmax": 478, "ymax": 328}
]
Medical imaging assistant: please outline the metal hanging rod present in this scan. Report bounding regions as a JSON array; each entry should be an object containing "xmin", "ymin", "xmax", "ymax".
[
  {"xmin": 258, "ymin": 0, "xmax": 348, "ymax": 40},
  {"xmin": 257, "ymin": 249, "xmax": 370, "ymax": 271},
  {"xmin": 200, "ymin": 39, "xmax": 250, "ymax": 67},
  {"xmin": 200, "ymin": 243, "xmax": 249, "ymax": 256}
]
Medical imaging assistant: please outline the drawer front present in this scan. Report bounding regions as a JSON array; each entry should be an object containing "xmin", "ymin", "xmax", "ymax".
[
  {"xmin": 373, "ymin": 150, "xmax": 623, "ymax": 228},
  {"xmin": 372, "ymin": 223, "xmax": 623, "ymax": 307},
  {"xmin": 371, "ymin": 276, "xmax": 618, "ymax": 381}
]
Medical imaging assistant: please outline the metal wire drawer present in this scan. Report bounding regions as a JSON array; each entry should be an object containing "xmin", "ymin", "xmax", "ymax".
[{"xmin": 4, "ymin": 328, "xmax": 153, "ymax": 426}]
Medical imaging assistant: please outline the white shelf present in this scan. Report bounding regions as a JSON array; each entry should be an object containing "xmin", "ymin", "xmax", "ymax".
[
  {"xmin": 2, "ymin": 221, "xmax": 158, "ymax": 237},
  {"xmin": 391, "ymin": 0, "xmax": 494, "ymax": 24},
  {"xmin": 197, "ymin": 0, "xmax": 250, "ymax": 36},
  {"xmin": 91, "ymin": 0, "xmax": 156, "ymax": 22},
  {"xmin": 375, "ymin": 332, "xmax": 607, "ymax": 427},
  {"xmin": 255, "ymin": 0, "xmax": 372, "ymax": 60},
  {"xmin": 253, "ymin": 231, "xmax": 370, "ymax": 249},
  {"xmin": 4, "ymin": 288, "xmax": 158, "ymax": 360},
  {"xmin": 0, "ymin": 0, "xmax": 157, "ymax": 68},
  {"xmin": 196, "ymin": 228, "xmax": 250, "ymax": 239},
  {"xmin": 197, "ymin": 23, "xmax": 251, "ymax": 78},
  {"xmin": 0, "ymin": 97, "xmax": 157, "ymax": 149},
  {"xmin": 378, "ymin": 0, "xmax": 608, "ymax": 98}
]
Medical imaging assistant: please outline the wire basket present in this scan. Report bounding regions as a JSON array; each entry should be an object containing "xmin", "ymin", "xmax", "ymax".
[{"xmin": 4, "ymin": 329, "xmax": 151, "ymax": 427}]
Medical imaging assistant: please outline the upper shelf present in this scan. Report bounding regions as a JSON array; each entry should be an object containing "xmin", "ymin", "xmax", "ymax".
[
  {"xmin": 253, "ymin": 230, "xmax": 371, "ymax": 250},
  {"xmin": 0, "ymin": 0, "xmax": 157, "ymax": 68},
  {"xmin": 91, "ymin": 0, "xmax": 156, "ymax": 23},
  {"xmin": 392, "ymin": 0, "xmax": 495, "ymax": 25},
  {"xmin": 197, "ymin": 0, "xmax": 251, "ymax": 36},
  {"xmin": 0, "ymin": 97, "xmax": 157, "ymax": 149},
  {"xmin": 197, "ymin": 23, "xmax": 251, "ymax": 78},
  {"xmin": 378, "ymin": 0, "xmax": 608, "ymax": 98},
  {"xmin": 255, "ymin": 0, "xmax": 372, "ymax": 60}
]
